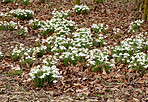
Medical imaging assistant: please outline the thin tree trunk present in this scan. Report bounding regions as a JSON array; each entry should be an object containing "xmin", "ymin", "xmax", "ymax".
[
  {"xmin": 144, "ymin": 0, "xmax": 148, "ymax": 21},
  {"xmin": 74, "ymin": 0, "xmax": 80, "ymax": 5}
]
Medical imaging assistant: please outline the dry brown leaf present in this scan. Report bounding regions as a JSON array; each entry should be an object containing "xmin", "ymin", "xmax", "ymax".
[
  {"xmin": 76, "ymin": 89, "xmax": 82, "ymax": 93},
  {"xmin": 82, "ymin": 87, "xmax": 90, "ymax": 96},
  {"xmin": 124, "ymin": 91, "xmax": 130, "ymax": 96},
  {"xmin": 107, "ymin": 98, "xmax": 114, "ymax": 102},
  {"xmin": 115, "ymin": 98, "xmax": 122, "ymax": 102},
  {"xmin": 117, "ymin": 64, "xmax": 124, "ymax": 69},
  {"xmin": 26, "ymin": 62, "xmax": 30, "ymax": 68},
  {"xmin": 72, "ymin": 67, "xmax": 79, "ymax": 72},
  {"xmin": 102, "ymin": 68, "xmax": 107, "ymax": 75},
  {"xmin": 32, "ymin": 50, "xmax": 38, "ymax": 57},
  {"xmin": 74, "ymin": 83, "xmax": 82, "ymax": 88},
  {"xmin": 93, "ymin": 73, "xmax": 101, "ymax": 79},
  {"xmin": 132, "ymin": 98, "xmax": 139, "ymax": 102}
]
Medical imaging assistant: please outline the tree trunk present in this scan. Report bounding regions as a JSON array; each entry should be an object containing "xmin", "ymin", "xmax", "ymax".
[
  {"xmin": 144, "ymin": 0, "xmax": 148, "ymax": 21},
  {"xmin": 74, "ymin": 0, "xmax": 80, "ymax": 5}
]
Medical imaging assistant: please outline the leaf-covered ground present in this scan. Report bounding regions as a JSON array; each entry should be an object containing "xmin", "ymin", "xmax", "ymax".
[{"xmin": 0, "ymin": 0, "xmax": 148, "ymax": 101}]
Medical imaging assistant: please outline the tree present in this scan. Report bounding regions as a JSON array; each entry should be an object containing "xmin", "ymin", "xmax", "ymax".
[
  {"xmin": 74, "ymin": 0, "xmax": 80, "ymax": 5},
  {"xmin": 144, "ymin": 0, "xmax": 148, "ymax": 21}
]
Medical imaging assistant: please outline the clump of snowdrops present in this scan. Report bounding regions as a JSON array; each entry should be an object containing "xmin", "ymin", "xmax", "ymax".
[
  {"xmin": 9, "ymin": 65, "xmax": 22, "ymax": 77},
  {"xmin": 29, "ymin": 19, "xmax": 45, "ymax": 30},
  {"xmin": 110, "ymin": 33, "xmax": 148, "ymax": 74},
  {"xmin": 0, "ymin": 12, "xmax": 13, "ymax": 21},
  {"xmin": 52, "ymin": 9, "xmax": 71, "ymax": 19},
  {"xmin": 0, "ymin": 18, "xmax": 28, "ymax": 37},
  {"xmin": 29, "ymin": 64, "xmax": 62, "ymax": 87},
  {"xmin": 73, "ymin": 5, "xmax": 90, "ymax": 14},
  {"xmin": 30, "ymin": 10, "xmax": 74, "ymax": 36},
  {"xmin": 0, "ymin": 21, "xmax": 17, "ymax": 31},
  {"xmin": 92, "ymin": 23, "xmax": 108, "ymax": 34},
  {"xmin": 10, "ymin": 43, "xmax": 48, "ymax": 67},
  {"xmin": 10, "ymin": 44, "xmax": 26, "ymax": 60},
  {"xmin": 10, "ymin": 9, "xmax": 34, "ymax": 20},
  {"xmin": 128, "ymin": 20, "xmax": 144, "ymax": 33}
]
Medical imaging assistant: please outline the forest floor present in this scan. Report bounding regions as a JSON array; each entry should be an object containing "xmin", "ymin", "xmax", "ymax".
[{"xmin": 0, "ymin": 0, "xmax": 148, "ymax": 101}]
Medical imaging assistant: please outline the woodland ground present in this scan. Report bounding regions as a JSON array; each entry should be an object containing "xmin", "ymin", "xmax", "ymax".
[{"xmin": 0, "ymin": 0, "xmax": 148, "ymax": 101}]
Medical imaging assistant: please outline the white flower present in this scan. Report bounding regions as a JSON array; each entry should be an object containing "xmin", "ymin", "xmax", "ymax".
[
  {"xmin": 39, "ymin": 73, "xmax": 46, "ymax": 79},
  {"xmin": 53, "ymin": 80, "xmax": 58, "ymax": 83},
  {"xmin": 110, "ymin": 64, "xmax": 114, "ymax": 67}
]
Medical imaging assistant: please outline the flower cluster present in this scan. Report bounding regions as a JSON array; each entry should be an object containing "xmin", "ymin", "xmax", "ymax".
[
  {"xmin": 10, "ymin": 9, "xmax": 34, "ymax": 20},
  {"xmin": 0, "ymin": 20, "xmax": 28, "ymax": 36},
  {"xmin": 29, "ymin": 65, "xmax": 62, "ymax": 87},
  {"xmin": 86, "ymin": 48, "xmax": 111, "ymax": 72},
  {"xmin": 0, "ymin": 21, "xmax": 17, "ymax": 31},
  {"xmin": 92, "ymin": 23, "xmax": 108, "ymax": 34},
  {"xmin": 34, "ymin": 45, "xmax": 47, "ymax": 58},
  {"xmin": 59, "ymin": 48, "xmax": 88, "ymax": 66},
  {"xmin": 128, "ymin": 20, "xmax": 144, "ymax": 33},
  {"xmin": 38, "ymin": 20, "xmax": 54, "ymax": 36},
  {"xmin": 43, "ymin": 55, "xmax": 59, "ymax": 66},
  {"xmin": 28, "ymin": 10, "xmax": 73, "ymax": 36},
  {"xmin": 52, "ymin": 9, "xmax": 71, "ymax": 19},
  {"xmin": 0, "ymin": 12, "xmax": 10, "ymax": 17},
  {"xmin": 29, "ymin": 19, "xmax": 45, "ymax": 30},
  {"xmin": 0, "ymin": 12, "xmax": 12, "ymax": 21},
  {"xmin": 10, "ymin": 44, "xmax": 35, "ymax": 66},
  {"xmin": 111, "ymin": 33, "xmax": 148, "ymax": 74},
  {"xmin": 10, "ymin": 44, "xmax": 26, "ymax": 60},
  {"xmin": 41, "ymin": 27, "xmax": 108, "ymax": 71},
  {"xmin": 38, "ymin": 10, "xmax": 75, "ymax": 36},
  {"xmin": 113, "ymin": 28, "xmax": 122, "ymax": 38},
  {"xmin": 33, "ymin": 8, "xmax": 108, "ymax": 71},
  {"xmin": 93, "ymin": 33, "xmax": 106, "ymax": 47},
  {"xmin": 17, "ymin": 23, "xmax": 28, "ymax": 37},
  {"xmin": 9, "ymin": 65, "xmax": 22, "ymax": 77},
  {"xmin": 10, "ymin": 43, "xmax": 48, "ymax": 67},
  {"xmin": 128, "ymin": 52, "xmax": 148, "ymax": 74},
  {"xmin": 0, "ymin": 51, "xmax": 3, "ymax": 59},
  {"xmin": 73, "ymin": 5, "xmax": 90, "ymax": 14},
  {"xmin": 20, "ymin": 53, "xmax": 36, "ymax": 67}
]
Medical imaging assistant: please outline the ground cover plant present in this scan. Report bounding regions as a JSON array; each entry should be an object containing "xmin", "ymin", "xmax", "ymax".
[
  {"xmin": 0, "ymin": 0, "xmax": 148, "ymax": 101},
  {"xmin": 10, "ymin": 9, "xmax": 34, "ymax": 20},
  {"xmin": 2, "ymin": 0, "xmax": 16, "ymax": 3},
  {"xmin": 21, "ymin": 0, "xmax": 30, "ymax": 5}
]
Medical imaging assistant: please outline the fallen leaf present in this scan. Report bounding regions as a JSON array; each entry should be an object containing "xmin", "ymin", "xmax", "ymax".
[
  {"xmin": 132, "ymin": 98, "xmax": 139, "ymax": 102},
  {"xmin": 102, "ymin": 68, "xmax": 107, "ymax": 75},
  {"xmin": 115, "ymin": 98, "xmax": 122, "ymax": 102}
]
